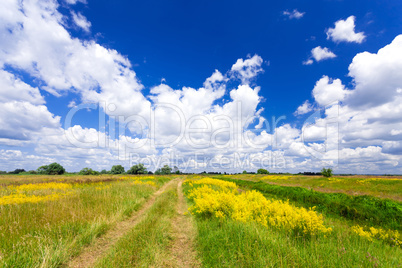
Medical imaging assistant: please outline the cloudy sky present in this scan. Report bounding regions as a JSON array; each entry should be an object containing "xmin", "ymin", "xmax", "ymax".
[{"xmin": 0, "ymin": 0, "xmax": 402, "ymax": 174}]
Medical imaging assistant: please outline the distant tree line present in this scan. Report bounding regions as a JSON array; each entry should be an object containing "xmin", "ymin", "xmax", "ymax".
[{"xmin": 0, "ymin": 163, "xmax": 334, "ymax": 177}]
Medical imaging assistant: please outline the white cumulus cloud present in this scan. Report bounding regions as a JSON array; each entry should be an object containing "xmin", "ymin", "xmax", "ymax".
[
  {"xmin": 230, "ymin": 55, "xmax": 264, "ymax": 84},
  {"xmin": 311, "ymin": 46, "xmax": 336, "ymax": 62},
  {"xmin": 294, "ymin": 100, "xmax": 313, "ymax": 115},
  {"xmin": 326, "ymin": 16, "xmax": 366, "ymax": 43},
  {"xmin": 347, "ymin": 35, "xmax": 402, "ymax": 108},
  {"xmin": 312, "ymin": 76, "xmax": 349, "ymax": 106}
]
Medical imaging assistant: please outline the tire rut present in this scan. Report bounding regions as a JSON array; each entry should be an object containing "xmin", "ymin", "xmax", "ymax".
[
  {"xmin": 66, "ymin": 178, "xmax": 179, "ymax": 268},
  {"xmin": 168, "ymin": 180, "xmax": 201, "ymax": 267}
]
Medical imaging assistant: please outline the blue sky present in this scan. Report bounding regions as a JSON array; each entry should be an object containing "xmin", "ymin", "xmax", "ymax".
[
  {"xmin": 63, "ymin": 0, "xmax": 401, "ymax": 124},
  {"xmin": 0, "ymin": 0, "xmax": 402, "ymax": 173}
]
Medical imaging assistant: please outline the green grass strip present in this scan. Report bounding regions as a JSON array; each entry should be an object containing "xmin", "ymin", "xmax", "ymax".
[
  {"xmin": 95, "ymin": 187, "xmax": 177, "ymax": 267},
  {"xmin": 216, "ymin": 176, "xmax": 402, "ymax": 230}
]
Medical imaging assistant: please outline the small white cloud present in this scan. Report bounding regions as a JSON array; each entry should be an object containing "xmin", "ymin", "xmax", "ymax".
[
  {"xmin": 303, "ymin": 59, "xmax": 313, "ymax": 65},
  {"xmin": 71, "ymin": 11, "xmax": 91, "ymax": 32},
  {"xmin": 68, "ymin": 100, "xmax": 77, "ymax": 108},
  {"xmin": 326, "ymin": 16, "xmax": 366, "ymax": 43},
  {"xmin": 294, "ymin": 100, "xmax": 313, "ymax": 115},
  {"xmin": 311, "ymin": 46, "xmax": 336, "ymax": 62},
  {"xmin": 283, "ymin": 9, "xmax": 305, "ymax": 19},
  {"xmin": 312, "ymin": 76, "xmax": 349, "ymax": 106},
  {"xmin": 230, "ymin": 54, "xmax": 264, "ymax": 84},
  {"xmin": 65, "ymin": 0, "xmax": 87, "ymax": 4}
]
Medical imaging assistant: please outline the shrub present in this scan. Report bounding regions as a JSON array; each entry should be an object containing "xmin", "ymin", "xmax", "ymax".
[
  {"xmin": 79, "ymin": 167, "xmax": 99, "ymax": 175},
  {"xmin": 111, "ymin": 165, "xmax": 125, "ymax": 174},
  {"xmin": 321, "ymin": 168, "xmax": 333, "ymax": 177},
  {"xmin": 9, "ymin": 169, "xmax": 26, "ymax": 174},
  {"xmin": 127, "ymin": 163, "xmax": 147, "ymax": 174},
  {"xmin": 184, "ymin": 179, "xmax": 332, "ymax": 236},
  {"xmin": 161, "ymin": 165, "xmax": 172, "ymax": 174},
  {"xmin": 219, "ymin": 177, "xmax": 402, "ymax": 231},
  {"xmin": 257, "ymin": 168, "xmax": 269, "ymax": 174},
  {"xmin": 155, "ymin": 165, "xmax": 172, "ymax": 175},
  {"xmin": 37, "ymin": 163, "xmax": 65, "ymax": 175}
]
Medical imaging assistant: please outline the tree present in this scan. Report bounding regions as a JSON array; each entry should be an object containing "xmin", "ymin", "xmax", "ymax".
[
  {"xmin": 321, "ymin": 168, "xmax": 333, "ymax": 177},
  {"xmin": 155, "ymin": 165, "xmax": 172, "ymax": 175},
  {"xmin": 161, "ymin": 165, "xmax": 172, "ymax": 175},
  {"xmin": 127, "ymin": 163, "xmax": 147, "ymax": 174},
  {"xmin": 173, "ymin": 166, "xmax": 180, "ymax": 174},
  {"xmin": 37, "ymin": 163, "xmax": 65, "ymax": 175},
  {"xmin": 257, "ymin": 168, "xmax": 269, "ymax": 174},
  {"xmin": 9, "ymin": 169, "xmax": 26, "ymax": 174},
  {"xmin": 111, "ymin": 165, "xmax": 125, "ymax": 174},
  {"xmin": 100, "ymin": 169, "xmax": 108, "ymax": 174},
  {"xmin": 79, "ymin": 167, "xmax": 99, "ymax": 175},
  {"xmin": 242, "ymin": 170, "xmax": 247, "ymax": 174}
]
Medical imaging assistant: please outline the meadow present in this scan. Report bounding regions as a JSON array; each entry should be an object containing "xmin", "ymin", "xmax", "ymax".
[{"xmin": 0, "ymin": 174, "xmax": 401, "ymax": 267}]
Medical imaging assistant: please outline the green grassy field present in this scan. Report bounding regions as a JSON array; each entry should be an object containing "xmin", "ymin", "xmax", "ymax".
[
  {"xmin": 227, "ymin": 174, "xmax": 402, "ymax": 201},
  {"xmin": 184, "ymin": 176, "xmax": 402, "ymax": 267},
  {"xmin": 0, "ymin": 175, "xmax": 170, "ymax": 267},
  {"xmin": 0, "ymin": 174, "xmax": 401, "ymax": 267}
]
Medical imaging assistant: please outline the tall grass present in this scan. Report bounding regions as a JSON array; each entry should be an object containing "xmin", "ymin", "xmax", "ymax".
[
  {"xmin": 194, "ymin": 218, "xmax": 402, "ymax": 267},
  {"xmin": 183, "ymin": 178, "xmax": 401, "ymax": 267},
  {"xmin": 95, "ymin": 186, "xmax": 178, "ymax": 267},
  {"xmin": 228, "ymin": 174, "xmax": 402, "ymax": 201},
  {"xmin": 218, "ymin": 177, "xmax": 402, "ymax": 230},
  {"xmin": 0, "ymin": 178, "xmax": 169, "ymax": 267}
]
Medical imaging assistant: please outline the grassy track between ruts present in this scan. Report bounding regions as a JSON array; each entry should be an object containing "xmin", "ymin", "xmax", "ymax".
[{"xmin": 95, "ymin": 184, "xmax": 178, "ymax": 267}]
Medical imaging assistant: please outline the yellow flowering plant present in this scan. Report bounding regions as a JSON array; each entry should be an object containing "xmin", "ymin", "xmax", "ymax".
[
  {"xmin": 351, "ymin": 225, "xmax": 401, "ymax": 247},
  {"xmin": 1, "ymin": 182, "xmax": 73, "ymax": 205},
  {"xmin": 184, "ymin": 178, "xmax": 332, "ymax": 236}
]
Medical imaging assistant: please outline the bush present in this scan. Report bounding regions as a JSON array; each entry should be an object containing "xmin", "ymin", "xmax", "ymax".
[
  {"xmin": 173, "ymin": 166, "xmax": 180, "ymax": 174},
  {"xmin": 111, "ymin": 165, "xmax": 125, "ymax": 174},
  {"xmin": 161, "ymin": 165, "xmax": 172, "ymax": 174},
  {"xmin": 37, "ymin": 163, "xmax": 65, "ymax": 175},
  {"xmin": 155, "ymin": 165, "xmax": 172, "ymax": 175},
  {"xmin": 257, "ymin": 168, "xmax": 269, "ymax": 174},
  {"xmin": 127, "ymin": 163, "xmax": 147, "ymax": 174},
  {"xmin": 79, "ymin": 167, "xmax": 99, "ymax": 175},
  {"xmin": 218, "ymin": 177, "xmax": 402, "ymax": 231},
  {"xmin": 321, "ymin": 168, "xmax": 333, "ymax": 177},
  {"xmin": 9, "ymin": 169, "xmax": 26, "ymax": 174}
]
